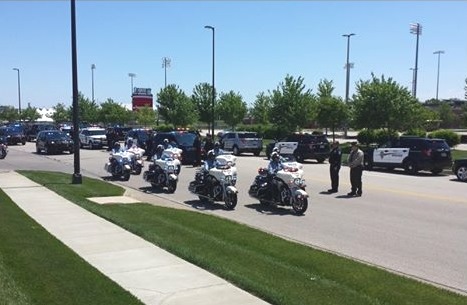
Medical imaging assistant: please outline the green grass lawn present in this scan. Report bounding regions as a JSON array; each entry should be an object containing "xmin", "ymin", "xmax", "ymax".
[
  {"xmin": 6, "ymin": 170, "xmax": 467, "ymax": 305},
  {"xmin": 0, "ymin": 188, "xmax": 144, "ymax": 305}
]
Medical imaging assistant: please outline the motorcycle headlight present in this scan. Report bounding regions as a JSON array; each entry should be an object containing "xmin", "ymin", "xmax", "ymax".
[
  {"xmin": 166, "ymin": 165, "xmax": 175, "ymax": 171},
  {"xmin": 223, "ymin": 175, "xmax": 232, "ymax": 183},
  {"xmin": 293, "ymin": 178, "xmax": 305, "ymax": 186}
]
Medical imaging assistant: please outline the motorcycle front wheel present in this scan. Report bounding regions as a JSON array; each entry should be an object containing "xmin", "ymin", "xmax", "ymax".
[
  {"xmin": 224, "ymin": 192, "xmax": 237, "ymax": 210},
  {"xmin": 0, "ymin": 148, "xmax": 6, "ymax": 159},
  {"xmin": 167, "ymin": 180, "xmax": 177, "ymax": 193},
  {"xmin": 122, "ymin": 172, "xmax": 131, "ymax": 181},
  {"xmin": 292, "ymin": 197, "xmax": 308, "ymax": 215},
  {"xmin": 134, "ymin": 166, "xmax": 142, "ymax": 175}
]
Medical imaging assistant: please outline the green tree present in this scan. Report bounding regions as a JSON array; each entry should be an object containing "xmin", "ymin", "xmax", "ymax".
[
  {"xmin": 20, "ymin": 105, "xmax": 41, "ymax": 122},
  {"xmin": 218, "ymin": 91, "xmax": 247, "ymax": 129},
  {"xmin": 0, "ymin": 106, "xmax": 19, "ymax": 122},
  {"xmin": 50, "ymin": 103, "xmax": 71, "ymax": 123},
  {"xmin": 78, "ymin": 93, "xmax": 99, "ymax": 123},
  {"xmin": 351, "ymin": 74, "xmax": 421, "ymax": 133},
  {"xmin": 437, "ymin": 102, "xmax": 455, "ymax": 128},
  {"xmin": 157, "ymin": 85, "xmax": 198, "ymax": 127},
  {"xmin": 99, "ymin": 98, "xmax": 131, "ymax": 126},
  {"xmin": 315, "ymin": 79, "xmax": 348, "ymax": 141},
  {"xmin": 192, "ymin": 82, "xmax": 215, "ymax": 130},
  {"xmin": 269, "ymin": 75, "xmax": 316, "ymax": 134},
  {"xmin": 135, "ymin": 106, "xmax": 155, "ymax": 127},
  {"xmin": 250, "ymin": 92, "xmax": 271, "ymax": 125}
]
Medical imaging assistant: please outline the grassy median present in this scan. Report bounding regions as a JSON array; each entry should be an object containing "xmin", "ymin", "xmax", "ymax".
[{"xmin": 10, "ymin": 170, "xmax": 467, "ymax": 305}]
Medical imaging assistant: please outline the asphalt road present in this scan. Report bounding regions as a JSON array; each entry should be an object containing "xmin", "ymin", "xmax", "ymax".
[{"xmin": 2, "ymin": 143, "xmax": 466, "ymax": 295}]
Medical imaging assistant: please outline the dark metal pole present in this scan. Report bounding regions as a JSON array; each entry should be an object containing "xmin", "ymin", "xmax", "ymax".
[
  {"xmin": 71, "ymin": 0, "xmax": 82, "ymax": 184},
  {"xmin": 205, "ymin": 25, "xmax": 215, "ymax": 138}
]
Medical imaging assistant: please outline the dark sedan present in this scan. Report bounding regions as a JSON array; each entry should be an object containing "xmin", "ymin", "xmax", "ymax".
[
  {"xmin": 452, "ymin": 159, "xmax": 467, "ymax": 182},
  {"xmin": 0, "ymin": 126, "xmax": 26, "ymax": 145},
  {"xmin": 36, "ymin": 130, "xmax": 74, "ymax": 154}
]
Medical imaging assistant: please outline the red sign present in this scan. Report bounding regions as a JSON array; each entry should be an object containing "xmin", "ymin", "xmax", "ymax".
[{"xmin": 132, "ymin": 88, "xmax": 153, "ymax": 111}]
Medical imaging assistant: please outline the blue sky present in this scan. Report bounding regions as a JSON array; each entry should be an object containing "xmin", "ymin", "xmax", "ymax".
[{"xmin": 1, "ymin": 1, "xmax": 466, "ymax": 110}]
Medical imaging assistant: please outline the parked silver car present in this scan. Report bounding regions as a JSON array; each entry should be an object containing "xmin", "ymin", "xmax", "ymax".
[{"xmin": 221, "ymin": 131, "xmax": 263, "ymax": 156}]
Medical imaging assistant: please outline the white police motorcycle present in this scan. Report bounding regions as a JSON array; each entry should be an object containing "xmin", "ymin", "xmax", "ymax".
[
  {"xmin": 104, "ymin": 145, "xmax": 132, "ymax": 181},
  {"xmin": 188, "ymin": 154, "xmax": 238, "ymax": 210},
  {"xmin": 248, "ymin": 155, "xmax": 309, "ymax": 215},
  {"xmin": 126, "ymin": 145, "xmax": 145, "ymax": 175},
  {"xmin": 143, "ymin": 148, "xmax": 180, "ymax": 193}
]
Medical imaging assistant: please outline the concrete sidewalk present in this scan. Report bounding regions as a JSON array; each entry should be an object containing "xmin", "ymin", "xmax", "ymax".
[{"xmin": 0, "ymin": 171, "xmax": 269, "ymax": 305}]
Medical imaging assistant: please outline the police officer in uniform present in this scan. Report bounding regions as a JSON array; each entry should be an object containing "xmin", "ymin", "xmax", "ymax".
[{"xmin": 328, "ymin": 141, "xmax": 342, "ymax": 193}]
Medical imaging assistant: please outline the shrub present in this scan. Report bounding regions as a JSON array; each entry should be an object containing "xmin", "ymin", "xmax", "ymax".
[
  {"xmin": 374, "ymin": 129, "xmax": 399, "ymax": 145},
  {"xmin": 428, "ymin": 129, "xmax": 461, "ymax": 147},
  {"xmin": 403, "ymin": 128, "xmax": 427, "ymax": 137},
  {"xmin": 357, "ymin": 129, "xmax": 376, "ymax": 145}
]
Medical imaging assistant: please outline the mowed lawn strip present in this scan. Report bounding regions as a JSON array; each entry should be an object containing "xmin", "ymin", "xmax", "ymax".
[
  {"xmin": 19, "ymin": 170, "xmax": 467, "ymax": 305},
  {"xmin": 0, "ymin": 189, "xmax": 144, "ymax": 305}
]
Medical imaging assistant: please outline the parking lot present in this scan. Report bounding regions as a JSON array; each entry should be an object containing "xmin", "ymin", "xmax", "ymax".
[{"xmin": 2, "ymin": 142, "xmax": 467, "ymax": 295}]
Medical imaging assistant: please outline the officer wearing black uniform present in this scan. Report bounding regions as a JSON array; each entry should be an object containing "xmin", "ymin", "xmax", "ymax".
[{"xmin": 328, "ymin": 141, "xmax": 342, "ymax": 193}]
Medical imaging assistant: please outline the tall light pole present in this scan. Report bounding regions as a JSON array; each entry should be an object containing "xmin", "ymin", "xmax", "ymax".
[
  {"xmin": 205, "ymin": 25, "xmax": 215, "ymax": 138},
  {"xmin": 410, "ymin": 23, "xmax": 422, "ymax": 98},
  {"xmin": 12, "ymin": 68, "xmax": 21, "ymax": 116},
  {"xmin": 128, "ymin": 73, "xmax": 136, "ymax": 96},
  {"xmin": 91, "ymin": 64, "xmax": 96, "ymax": 103},
  {"xmin": 70, "ymin": 0, "xmax": 81, "ymax": 184},
  {"xmin": 162, "ymin": 57, "xmax": 171, "ymax": 88},
  {"xmin": 433, "ymin": 50, "xmax": 445, "ymax": 100},
  {"xmin": 342, "ymin": 33, "xmax": 355, "ymax": 138}
]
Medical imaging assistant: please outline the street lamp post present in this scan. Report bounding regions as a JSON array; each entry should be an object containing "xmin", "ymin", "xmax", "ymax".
[
  {"xmin": 12, "ymin": 68, "xmax": 21, "ymax": 116},
  {"xmin": 162, "ymin": 57, "xmax": 171, "ymax": 88},
  {"xmin": 342, "ymin": 33, "xmax": 355, "ymax": 138},
  {"xmin": 91, "ymin": 64, "xmax": 96, "ymax": 103},
  {"xmin": 128, "ymin": 73, "xmax": 136, "ymax": 96},
  {"xmin": 410, "ymin": 23, "xmax": 422, "ymax": 98},
  {"xmin": 70, "ymin": 0, "xmax": 81, "ymax": 184},
  {"xmin": 433, "ymin": 50, "xmax": 445, "ymax": 100},
  {"xmin": 205, "ymin": 25, "xmax": 215, "ymax": 138}
]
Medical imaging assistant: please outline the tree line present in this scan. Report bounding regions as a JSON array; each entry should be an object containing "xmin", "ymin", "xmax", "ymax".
[{"xmin": 1, "ymin": 74, "xmax": 467, "ymax": 138}]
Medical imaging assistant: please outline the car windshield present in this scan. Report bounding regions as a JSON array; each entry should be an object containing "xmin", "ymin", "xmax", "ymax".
[
  {"xmin": 239, "ymin": 133, "xmax": 258, "ymax": 138},
  {"xmin": 7, "ymin": 127, "xmax": 23, "ymax": 133},
  {"xmin": 87, "ymin": 130, "xmax": 106, "ymax": 136},
  {"xmin": 174, "ymin": 133, "xmax": 195, "ymax": 146},
  {"xmin": 46, "ymin": 131, "xmax": 69, "ymax": 140},
  {"xmin": 302, "ymin": 135, "xmax": 328, "ymax": 144},
  {"xmin": 431, "ymin": 140, "xmax": 450, "ymax": 150}
]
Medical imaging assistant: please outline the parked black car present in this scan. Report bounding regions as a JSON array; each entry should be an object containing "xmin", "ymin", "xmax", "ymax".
[
  {"xmin": 266, "ymin": 133, "xmax": 330, "ymax": 163},
  {"xmin": 26, "ymin": 123, "xmax": 58, "ymax": 141},
  {"xmin": 0, "ymin": 126, "xmax": 26, "ymax": 145},
  {"xmin": 364, "ymin": 136, "xmax": 452, "ymax": 175},
  {"xmin": 452, "ymin": 159, "xmax": 467, "ymax": 182},
  {"xmin": 36, "ymin": 130, "xmax": 74, "ymax": 154},
  {"xmin": 149, "ymin": 131, "xmax": 197, "ymax": 165}
]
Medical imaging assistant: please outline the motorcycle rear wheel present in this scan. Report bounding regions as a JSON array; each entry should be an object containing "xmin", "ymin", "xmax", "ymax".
[
  {"xmin": 224, "ymin": 192, "xmax": 237, "ymax": 210},
  {"xmin": 292, "ymin": 197, "xmax": 308, "ymax": 215},
  {"xmin": 0, "ymin": 149, "xmax": 6, "ymax": 159}
]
